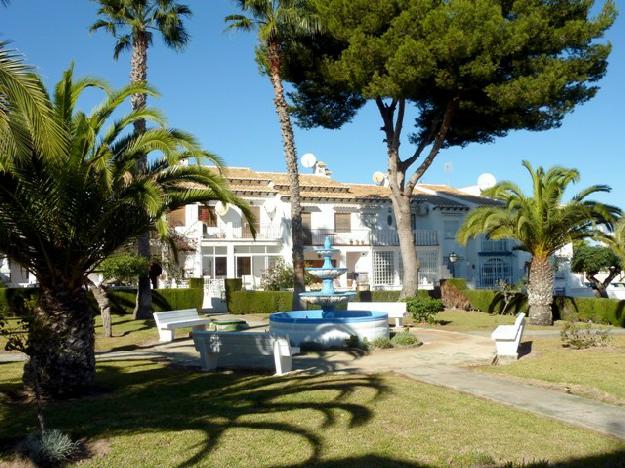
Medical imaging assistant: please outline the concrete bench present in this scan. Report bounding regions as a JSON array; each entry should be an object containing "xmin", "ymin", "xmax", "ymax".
[
  {"xmin": 192, "ymin": 331, "xmax": 296, "ymax": 375},
  {"xmin": 153, "ymin": 309, "xmax": 210, "ymax": 342},
  {"xmin": 491, "ymin": 312, "xmax": 526, "ymax": 359},
  {"xmin": 347, "ymin": 302, "xmax": 407, "ymax": 327}
]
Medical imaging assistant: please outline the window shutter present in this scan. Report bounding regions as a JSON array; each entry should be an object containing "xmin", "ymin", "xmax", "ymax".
[{"xmin": 334, "ymin": 213, "xmax": 351, "ymax": 233}]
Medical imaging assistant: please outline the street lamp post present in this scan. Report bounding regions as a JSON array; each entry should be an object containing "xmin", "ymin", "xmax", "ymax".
[{"xmin": 448, "ymin": 251, "xmax": 459, "ymax": 278}]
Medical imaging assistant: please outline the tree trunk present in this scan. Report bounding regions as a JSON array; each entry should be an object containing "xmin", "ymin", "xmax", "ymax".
[
  {"xmin": 130, "ymin": 31, "xmax": 152, "ymax": 320},
  {"xmin": 527, "ymin": 256, "xmax": 554, "ymax": 325},
  {"xmin": 23, "ymin": 284, "xmax": 95, "ymax": 398},
  {"xmin": 391, "ymin": 192, "xmax": 419, "ymax": 297},
  {"xmin": 90, "ymin": 281, "xmax": 112, "ymax": 337},
  {"xmin": 267, "ymin": 41, "xmax": 305, "ymax": 310}
]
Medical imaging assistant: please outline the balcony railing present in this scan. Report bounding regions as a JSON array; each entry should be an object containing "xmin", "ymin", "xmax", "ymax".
[
  {"xmin": 304, "ymin": 229, "xmax": 438, "ymax": 246},
  {"xmin": 481, "ymin": 239, "xmax": 509, "ymax": 252},
  {"xmin": 203, "ymin": 223, "xmax": 282, "ymax": 241}
]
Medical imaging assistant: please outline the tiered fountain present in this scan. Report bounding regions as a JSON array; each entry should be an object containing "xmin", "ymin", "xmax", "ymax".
[{"xmin": 269, "ymin": 236, "xmax": 389, "ymax": 348}]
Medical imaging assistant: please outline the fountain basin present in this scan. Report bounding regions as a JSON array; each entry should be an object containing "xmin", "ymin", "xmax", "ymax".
[
  {"xmin": 306, "ymin": 267, "xmax": 348, "ymax": 279},
  {"xmin": 299, "ymin": 291, "xmax": 356, "ymax": 309},
  {"xmin": 269, "ymin": 310, "xmax": 389, "ymax": 348}
]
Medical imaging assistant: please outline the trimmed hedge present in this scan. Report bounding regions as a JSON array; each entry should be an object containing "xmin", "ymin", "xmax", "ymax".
[
  {"xmin": 228, "ymin": 290, "xmax": 293, "ymax": 315},
  {"xmin": 188, "ymin": 277, "xmax": 204, "ymax": 289},
  {"xmin": 444, "ymin": 278, "xmax": 467, "ymax": 291},
  {"xmin": 553, "ymin": 296, "xmax": 625, "ymax": 327},
  {"xmin": 225, "ymin": 288, "xmax": 421, "ymax": 314},
  {"xmin": 107, "ymin": 288, "xmax": 203, "ymax": 314}
]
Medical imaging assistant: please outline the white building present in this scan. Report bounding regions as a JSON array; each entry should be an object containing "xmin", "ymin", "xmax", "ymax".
[{"xmin": 168, "ymin": 165, "xmax": 530, "ymax": 295}]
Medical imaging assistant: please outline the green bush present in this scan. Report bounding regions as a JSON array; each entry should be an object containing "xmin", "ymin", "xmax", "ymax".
[
  {"xmin": 188, "ymin": 277, "xmax": 204, "ymax": 289},
  {"xmin": 345, "ymin": 334, "xmax": 370, "ymax": 351},
  {"xmin": 227, "ymin": 290, "xmax": 293, "ymax": 314},
  {"xmin": 106, "ymin": 287, "xmax": 203, "ymax": 314},
  {"xmin": 390, "ymin": 330, "xmax": 421, "ymax": 347},
  {"xmin": 356, "ymin": 290, "xmax": 402, "ymax": 302},
  {"xmin": 371, "ymin": 336, "xmax": 393, "ymax": 349},
  {"xmin": 403, "ymin": 295, "xmax": 444, "ymax": 323},
  {"xmin": 0, "ymin": 287, "xmax": 39, "ymax": 317},
  {"xmin": 445, "ymin": 278, "xmax": 467, "ymax": 291},
  {"xmin": 21, "ymin": 429, "xmax": 80, "ymax": 466},
  {"xmin": 554, "ymin": 296, "xmax": 625, "ymax": 327},
  {"xmin": 463, "ymin": 289, "xmax": 497, "ymax": 313},
  {"xmin": 224, "ymin": 278, "xmax": 243, "ymax": 305}
]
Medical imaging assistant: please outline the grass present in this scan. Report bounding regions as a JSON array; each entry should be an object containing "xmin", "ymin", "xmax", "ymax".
[
  {"xmin": 1, "ymin": 361, "xmax": 625, "ymax": 467},
  {"xmin": 0, "ymin": 314, "xmax": 165, "ymax": 354},
  {"xmin": 415, "ymin": 310, "xmax": 566, "ymax": 332},
  {"xmin": 479, "ymin": 335, "xmax": 625, "ymax": 406}
]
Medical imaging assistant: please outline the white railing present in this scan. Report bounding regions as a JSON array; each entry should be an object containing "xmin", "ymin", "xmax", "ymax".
[
  {"xmin": 481, "ymin": 239, "xmax": 508, "ymax": 252},
  {"xmin": 204, "ymin": 223, "xmax": 282, "ymax": 241},
  {"xmin": 370, "ymin": 229, "xmax": 438, "ymax": 246}
]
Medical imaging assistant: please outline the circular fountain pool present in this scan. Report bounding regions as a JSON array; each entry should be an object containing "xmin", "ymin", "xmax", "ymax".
[{"xmin": 269, "ymin": 310, "xmax": 389, "ymax": 348}]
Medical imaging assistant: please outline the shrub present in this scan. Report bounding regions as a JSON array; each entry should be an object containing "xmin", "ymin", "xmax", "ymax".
[
  {"xmin": 98, "ymin": 253, "xmax": 149, "ymax": 286},
  {"xmin": 441, "ymin": 279, "xmax": 471, "ymax": 310},
  {"xmin": 224, "ymin": 278, "xmax": 243, "ymax": 305},
  {"xmin": 463, "ymin": 289, "xmax": 497, "ymax": 313},
  {"xmin": 390, "ymin": 330, "xmax": 421, "ymax": 347},
  {"xmin": 371, "ymin": 336, "xmax": 393, "ymax": 349},
  {"xmin": 553, "ymin": 296, "xmax": 625, "ymax": 326},
  {"xmin": 260, "ymin": 258, "xmax": 315, "ymax": 291},
  {"xmin": 227, "ymin": 290, "xmax": 293, "ymax": 314},
  {"xmin": 21, "ymin": 429, "xmax": 80, "ymax": 466},
  {"xmin": 106, "ymin": 287, "xmax": 203, "ymax": 314},
  {"xmin": 356, "ymin": 290, "xmax": 402, "ymax": 302},
  {"xmin": 0, "ymin": 287, "xmax": 39, "ymax": 317},
  {"xmin": 403, "ymin": 295, "xmax": 444, "ymax": 323},
  {"xmin": 345, "ymin": 334, "xmax": 369, "ymax": 351},
  {"xmin": 188, "ymin": 277, "xmax": 204, "ymax": 289},
  {"xmin": 560, "ymin": 319, "xmax": 611, "ymax": 349}
]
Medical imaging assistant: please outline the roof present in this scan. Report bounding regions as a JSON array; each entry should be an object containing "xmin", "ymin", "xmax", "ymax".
[{"xmin": 204, "ymin": 165, "xmax": 495, "ymax": 208}]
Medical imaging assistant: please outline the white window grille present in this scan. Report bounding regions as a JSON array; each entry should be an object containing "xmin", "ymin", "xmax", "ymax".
[
  {"xmin": 480, "ymin": 257, "xmax": 512, "ymax": 288},
  {"xmin": 373, "ymin": 251, "xmax": 395, "ymax": 285}
]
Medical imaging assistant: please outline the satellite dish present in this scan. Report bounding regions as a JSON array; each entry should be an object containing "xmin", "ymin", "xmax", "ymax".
[
  {"xmin": 215, "ymin": 201, "xmax": 229, "ymax": 216},
  {"xmin": 301, "ymin": 153, "xmax": 317, "ymax": 168},
  {"xmin": 372, "ymin": 171, "xmax": 386, "ymax": 186},
  {"xmin": 477, "ymin": 173, "xmax": 497, "ymax": 191}
]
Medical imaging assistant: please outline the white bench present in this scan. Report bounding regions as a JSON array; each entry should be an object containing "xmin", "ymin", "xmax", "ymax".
[
  {"xmin": 192, "ymin": 331, "xmax": 296, "ymax": 375},
  {"xmin": 491, "ymin": 312, "xmax": 526, "ymax": 359},
  {"xmin": 153, "ymin": 309, "xmax": 211, "ymax": 342},
  {"xmin": 347, "ymin": 302, "xmax": 407, "ymax": 327}
]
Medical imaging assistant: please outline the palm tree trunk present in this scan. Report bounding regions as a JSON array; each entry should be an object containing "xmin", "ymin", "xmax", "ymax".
[
  {"xmin": 527, "ymin": 256, "xmax": 554, "ymax": 325},
  {"xmin": 267, "ymin": 41, "xmax": 305, "ymax": 310},
  {"xmin": 23, "ymin": 284, "xmax": 95, "ymax": 398},
  {"xmin": 130, "ymin": 31, "xmax": 152, "ymax": 320}
]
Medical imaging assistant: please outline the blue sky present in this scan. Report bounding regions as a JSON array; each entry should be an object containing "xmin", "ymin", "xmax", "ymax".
[{"xmin": 3, "ymin": 0, "xmax": 625, "ymax": 205}]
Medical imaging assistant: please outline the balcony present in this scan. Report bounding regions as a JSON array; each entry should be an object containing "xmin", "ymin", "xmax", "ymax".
[
  {"xmin": 480, "ymin": 239, "xmax": 509, "ymax": 253},
  {"xmin": 203, "ymin": 223, "xmax": 282, "ymax": 241},
  {"xmin": 304, "ymin": 229, "xmax": 438, "ymax": 247}
]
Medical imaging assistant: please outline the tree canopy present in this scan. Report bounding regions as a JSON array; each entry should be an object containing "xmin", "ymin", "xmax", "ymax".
[{"xmin": 571, "ymin": 242, "xmax": 621, "ymax": 276}]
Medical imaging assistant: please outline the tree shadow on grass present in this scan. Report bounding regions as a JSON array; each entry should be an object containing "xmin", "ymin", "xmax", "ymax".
[{"xmin": 0, "ymin": 362, "xmax": 388, "ymax": 467}]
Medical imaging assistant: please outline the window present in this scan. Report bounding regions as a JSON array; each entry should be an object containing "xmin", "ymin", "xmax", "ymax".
[
  {"xmin": 215, "ymin": 257, "xmax": 227, "ymax": 277},
  {"xmin": 373, "ymin": 251, "xmax": 395, "ymax": 285},
  {"xmin": 237, "ymin": 256, "xmax": 251, "ymax": 276},
  {"xmin": 199, "ymin": 205, "xmax": 217, "ymax": 227},
  {"xmin": 444, "ymin": 220, "xmax": 460, "ymax": 239},
  {"xmin": 302, "ymin": 212, "xmax": 312, "ymax": 244},
  {"xmin": 334, "ymin": 213, "xmax": 351, "ymax": 233}
]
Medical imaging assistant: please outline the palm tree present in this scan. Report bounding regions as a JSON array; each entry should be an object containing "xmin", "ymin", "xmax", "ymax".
[
  {"xmin": 90, "ymin": 0, "xmax": 192, "ymax": 319},
  {"xmin": 226, "ymin": 0, "xmax": 320, "ymax": 309},
  {"xmin": 0, "ymin": 41, "xmax": 65, "ymax": 164},
  {"xmin": 0, "ymin": 66, "xmax": 252, "ymax": 397},
  {"xmin": 457, "ymin": 161, "xmax": 620, "ymax": 326}
]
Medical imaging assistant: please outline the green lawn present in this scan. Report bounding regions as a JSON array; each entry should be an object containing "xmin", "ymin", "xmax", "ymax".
[
  {"xmin": 1, "ymin": 361, "xmax": 624, "ymax": 467},
  {"xmin": 417, "ymin": 310, "xmax": 565, "ymax": 332},
  {"xmin": 479, "ymin": 335, "xmax": 625, "ymax": 406}
]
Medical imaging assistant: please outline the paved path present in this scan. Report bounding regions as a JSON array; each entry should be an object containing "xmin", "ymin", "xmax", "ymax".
[{"xmin": 3, "ymin": 327, "xmax": 625, "ymax": 440}]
